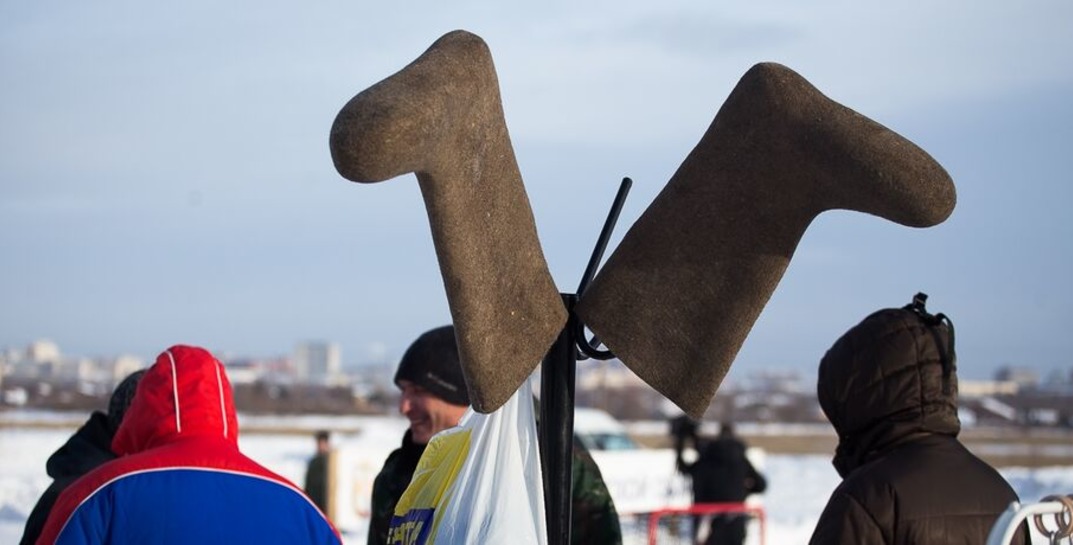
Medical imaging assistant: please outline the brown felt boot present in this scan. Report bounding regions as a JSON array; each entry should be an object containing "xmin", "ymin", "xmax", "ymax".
[
  {"xmin": 575, "ymin": 62, "xmax": 956, "ymax": 418},
  {"xmin": 329, "ymin": 30, "xmax": 566, "ymax": 413}
]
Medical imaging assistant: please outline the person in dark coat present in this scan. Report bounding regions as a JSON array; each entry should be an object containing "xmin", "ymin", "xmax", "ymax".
[
  {"xmin": 368, "ymin": 325, "xmax": 622, "ymax": 545},
  {"xmin": 670, "ymin": 414, "xmax": 700, "ymax": 463},
  {"xmin": 809, "ymin": 293, "xmax": 1025, "ymax": 545},
  {"xmin": 678, "ymin": 422, "xmax": 766, "ymax": 545},
  {"xmin": 19, "ymin": 369, "xmax": 145, "ymax": 545},
  {"xmin": 304, "ymin": 430, "xmax": 332, "ymax": 514}
]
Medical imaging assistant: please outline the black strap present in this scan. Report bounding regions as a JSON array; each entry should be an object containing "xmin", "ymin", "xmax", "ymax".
[{"xmin": 903, "ymin": 292, "xmax": 957, "ymax": 395}]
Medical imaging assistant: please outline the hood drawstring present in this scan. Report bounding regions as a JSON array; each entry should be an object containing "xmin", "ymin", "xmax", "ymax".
[{"xmin": 904, "ymin": 292, "xmax": 957, "ymax": 396}]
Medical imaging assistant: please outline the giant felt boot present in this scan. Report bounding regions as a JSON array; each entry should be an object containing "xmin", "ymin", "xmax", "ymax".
[
  {"xmin": 575, "ymin": 62, "xmax": 956, "ymax": 418},
  {"xmin": 330, "ymin": 30, "xmax": 566, "ymax": 413}
]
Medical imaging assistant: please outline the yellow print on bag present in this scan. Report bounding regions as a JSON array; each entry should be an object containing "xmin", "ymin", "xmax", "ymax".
[{"xmin": 388, "ymin": 428, "xmax": 472, "ymax": 544}]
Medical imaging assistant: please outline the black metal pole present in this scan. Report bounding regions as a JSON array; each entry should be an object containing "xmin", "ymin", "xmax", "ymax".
[
  {"xmin": 577, "ymin": 177, "xmax": 632, "ymax": 296},
  {"xmin": 540, "ymin": 177, "xmax": 630, "ymax": 545},
  {"xmin": 540, "ymin": 293, "xmax": 577, "ymax": 545}
]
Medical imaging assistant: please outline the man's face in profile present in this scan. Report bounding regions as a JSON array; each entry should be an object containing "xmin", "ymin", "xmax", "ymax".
[{"xmin": 397, "ymin": 379, "xmax": 466, "ymax": 444}]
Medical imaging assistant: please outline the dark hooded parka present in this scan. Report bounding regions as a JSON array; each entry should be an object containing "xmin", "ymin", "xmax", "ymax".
[{"xmin": 809, "ymin": 305, "xmax": 1023, "ymax": 545}]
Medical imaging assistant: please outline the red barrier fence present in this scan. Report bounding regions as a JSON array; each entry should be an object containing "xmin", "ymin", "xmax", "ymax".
[{"xmin": 644, "ymin": 503, "xmax": 766, "ymax": 545}]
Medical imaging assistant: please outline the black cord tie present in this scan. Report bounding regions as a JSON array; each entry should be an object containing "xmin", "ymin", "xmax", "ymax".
[{"xmin": 904, "ymin": 292, "xmax": 957, "ymax": 396}]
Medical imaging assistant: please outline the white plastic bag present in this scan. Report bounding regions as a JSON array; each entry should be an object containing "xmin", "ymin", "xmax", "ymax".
[{"xmin": 388, "ymin": 378, "xmax": 547, "ymax": 545}]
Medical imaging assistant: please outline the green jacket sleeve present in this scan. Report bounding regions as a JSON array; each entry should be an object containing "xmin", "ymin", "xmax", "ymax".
[
  {"xmin": 368, "ymin": 451, "xmax": 406, "ymax": 545},
  {"xmin": 571, "ymin": 442, "xmax": 623, "ymax": 545}
]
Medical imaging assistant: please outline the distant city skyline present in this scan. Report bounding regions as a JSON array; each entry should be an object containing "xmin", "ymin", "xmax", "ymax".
[
  {"xmin": 3, "ymin": 2, "xmax": 1071, "ymax": 388},
  {"xmin": 0, "ymin": 333, "xmax": 1058, "ymax": 386}
]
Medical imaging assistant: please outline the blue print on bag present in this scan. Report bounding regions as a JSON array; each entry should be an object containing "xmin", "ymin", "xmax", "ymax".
[{"xmin": 388, "ymin": 508, "xmax": 435, "ymax": 545}]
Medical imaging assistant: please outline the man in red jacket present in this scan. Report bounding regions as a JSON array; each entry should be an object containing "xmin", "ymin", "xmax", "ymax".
[{"xmin": 37, "ymin": 345, "xmax": 341, "ymax": 545}]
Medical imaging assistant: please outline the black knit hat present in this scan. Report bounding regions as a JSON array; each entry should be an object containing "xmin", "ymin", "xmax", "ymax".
[
  {"xmin": 107, "ymin": 369, "xmax": 146, "ymax": 434},
  {"xmin": 394, "ymin": 325, "xmax": 470, "ymax": 407}
]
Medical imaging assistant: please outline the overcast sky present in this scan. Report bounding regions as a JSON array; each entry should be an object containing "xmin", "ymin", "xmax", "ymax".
[{"xmin": 2, "ymin": 1, "xmax": 1071, "ymax": 383}]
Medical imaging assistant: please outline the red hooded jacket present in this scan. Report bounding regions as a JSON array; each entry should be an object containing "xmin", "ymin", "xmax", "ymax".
[{"xmin": 37, "ymin": 345, "xmax": 342, "ymax": 545}]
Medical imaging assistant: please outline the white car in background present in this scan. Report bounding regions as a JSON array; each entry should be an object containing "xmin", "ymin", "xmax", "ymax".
[{"xmin": 574, "ymin": 408, "xmax": 693, "ymax": 516}]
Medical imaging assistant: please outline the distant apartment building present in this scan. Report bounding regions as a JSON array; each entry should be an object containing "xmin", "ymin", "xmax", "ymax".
[
  {"xmin": 995, "ymin": 365, "xmax": 1040, "ymax": 390},
  {"xmin": 47, "ymin": 357, "xmax": 96, "ymax": 385},
  {"xmin": 960, "ymin": 379, "xmax": 1021, "ymax": 398},
  {"xmin": 1, "ymin": 341, "xmax": 146, "ymax": 396},
  {"xmin": 293, "ymin": 341, "xmax": 342, "ymax": 386},
  {"xmin": 5, "ymin": 339, "xmax": 66, "ymax": 382},
  {"xmin": 27, "ymin": 339, "xmax": 61, "ymax": 363},
  {"xmin": 110, "ymin": 355, "xmax": 147, "ymax": 386},
  {"xmin": 223, "ymin": 359, "xmax": 263, "ymax": 386},
  {"xmin": 576, "ymin": 359, "xmax": 647, "ymax": 391}
]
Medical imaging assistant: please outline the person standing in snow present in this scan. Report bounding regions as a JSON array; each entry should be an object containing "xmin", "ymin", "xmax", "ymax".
[
  {"xmin": 19, "ymin": 370, "xmax": 145, "ymax": 545},
  {"xmin": 304, "ymin": 430, "xmax": 332, "ymax": 514},
  {"xmin": 809, "ymin": 294, "xmax": 1024, "ymax": 545},
  {"xmin": 669, "ymin": 413, "xmax": 699, "ymax": 464},
  {"xmin": 35, "ymin": 344, "xmax": 341, "ymax": 545},
  {"xmin": 677, "ymin": 421, "xmax": 766, "ymax": 545},
  {"xmin": 368, "ymin": 324, "xmax": 622, "ymax": 545}
]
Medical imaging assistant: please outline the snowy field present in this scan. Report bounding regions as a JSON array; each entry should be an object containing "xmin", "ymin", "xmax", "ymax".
[{"xmin": 2, "ymin": 413, "xmax": 1071, "ymax": 544}]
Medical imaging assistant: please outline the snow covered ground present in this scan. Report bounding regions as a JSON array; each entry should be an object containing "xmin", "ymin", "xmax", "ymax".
[{"xmin": 2, "ymin": 413, "xmax": 1071, "ymax": 544}]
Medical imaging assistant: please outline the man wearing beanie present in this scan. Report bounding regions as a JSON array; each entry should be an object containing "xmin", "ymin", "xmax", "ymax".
[
  {"xmin": 368, "ymin": 325, "xmax": 622, "ymax": 545},
  {"xmin": 367, "ymin": 325, "xmax": 469, "ymax": 545}
]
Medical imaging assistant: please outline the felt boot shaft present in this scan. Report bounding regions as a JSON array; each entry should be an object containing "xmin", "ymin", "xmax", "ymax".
[
  {"xmin": 575, "ymin": 62, "xmax": 956, "ymax": 418},
  {"xmin": 330, "ymin": 30, "xmax": 566, "ymax": 413}
]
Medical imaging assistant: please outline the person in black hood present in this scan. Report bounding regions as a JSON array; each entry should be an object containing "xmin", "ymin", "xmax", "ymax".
[
  {"xmin": 19, "ymin": 369, "xmax": 144, "ymax": 545},
  {"xmin": 808, "ymin": 293, "xmax": 1024, "ymax": 545}
]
